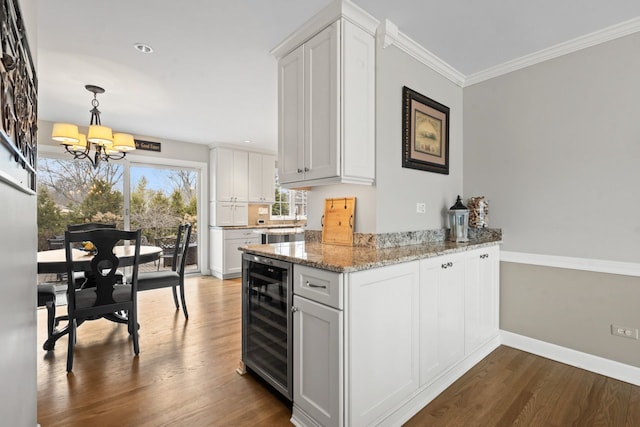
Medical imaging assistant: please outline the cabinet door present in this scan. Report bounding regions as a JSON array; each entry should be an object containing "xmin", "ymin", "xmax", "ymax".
[
  {"xmin": 419, "ymin": 253, "xmax": 466, "ymax": 387},
  {"xmin": 232, "ymin": 203, "xmax": 248, "ymax": 226},
  {"xmin": 465, "ymin": 246, "xmax": 499, "ymax": 354},
  {"xmin": 347, "ymin": 262, "xmax": 420, "ymax": 427},
  {"xmin": 215, "ymin": 148, "xmax": 234, "ymax": 201},
  {"xmin": 233, "ymin": 151, "xmax": 248, "ymax": 201},
  {"xmin": 223, "ymin": 234, "xmax": 259, "ymax": 276},
  {"xmin": 248, "ymin": 153, "xmax": 276, "ymax": 203},
  {"xmin": 293, "ymin": 295, "xmax": 343, "ymax": 427},
  {"xmin": 248, "ymin": 152, "xmax": 263, "ymax": 202},
  {"xmin": 214, "ymin": 202, "xmax": 235, "ymax": 227},
  {"xmin": 261, "ymin": 154, "xmax": 276, "ymax": 203},
  {"xmin": 209, "ymin": 228, "xmax": 224, "ymax": 278},
  {"xmin": 278, "ymin": 45, "xmax": 304, "ymax": 184},
  {"xmin": 304, "ymin": 22, "xmax": 340, "ymax": 182},
  {"xmin": 223, "ymin": 238, "xmax": 243, "ymax": 275}
]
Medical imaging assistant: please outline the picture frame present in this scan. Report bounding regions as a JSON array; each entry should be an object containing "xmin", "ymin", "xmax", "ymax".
[{"xmin": 402, "ymin": 86, "xmax": 449, "ymax": 175}]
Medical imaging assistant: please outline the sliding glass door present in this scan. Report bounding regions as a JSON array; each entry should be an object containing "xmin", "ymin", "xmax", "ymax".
[
  {"xmin": 129, "ymin": 165, "xmax": 198, "ymax": 272},
  {"xmin": 37, "ymin": 155, "xmax": 202, "ymax": 277}
]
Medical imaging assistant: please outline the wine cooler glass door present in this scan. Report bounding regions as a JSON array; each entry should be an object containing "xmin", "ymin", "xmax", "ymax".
[{"xmin": 242, "ymin": 254, "xmax": 292, "ymax": 400}]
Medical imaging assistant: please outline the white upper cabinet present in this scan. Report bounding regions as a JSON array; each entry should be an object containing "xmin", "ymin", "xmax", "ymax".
[
  {"xmin": 276, "ymin": 18, "xmax": 375, "ymax": 187},
  {"xmin": 248, "ymin": 152, "xmax": 276, "ymax": 203},
  {"xmin": 210, "ymin": 148, "xmax": 248, "ymax": 202}
]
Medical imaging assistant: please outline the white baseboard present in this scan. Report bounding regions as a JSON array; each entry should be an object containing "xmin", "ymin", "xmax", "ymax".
[
  {"xmin": 379, "ymin": 336, "xmax": 501, "ymax": 427},
  {"xmin": 500, "ymin": 330, "xmax": 640, "ymax": 386}
]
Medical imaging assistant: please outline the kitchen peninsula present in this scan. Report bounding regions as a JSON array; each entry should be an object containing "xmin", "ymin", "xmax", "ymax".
[{"xmin": 240, "ymin": 229, "xmax": 501, "ymax": 427}]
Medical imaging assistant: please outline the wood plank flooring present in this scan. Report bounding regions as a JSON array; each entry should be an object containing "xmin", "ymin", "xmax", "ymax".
[{"xmin": 37, "ymin": 275, "xmax": 640, "ymax": 426}]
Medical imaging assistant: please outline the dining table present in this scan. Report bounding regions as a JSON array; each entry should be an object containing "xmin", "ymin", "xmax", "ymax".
[
  {"xmin": 37, "ymin": 245, "xmax": 163, "ymax": 274},
  {"xmin": 37, "ymin": 245, "xmax": 163, "ymax": 350}
]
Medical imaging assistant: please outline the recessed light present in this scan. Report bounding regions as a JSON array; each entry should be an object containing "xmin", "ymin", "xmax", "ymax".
[
  {"xmin": 134, "ymin": 43, "xmax": 154, "ymax": 54},
  {"xmin": 244, "ymin": 140, "xmax": 252, "ymax": 144}
]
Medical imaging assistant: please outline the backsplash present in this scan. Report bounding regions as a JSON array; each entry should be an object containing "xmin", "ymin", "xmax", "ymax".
[
  {"xmin": 305, "ymin": 228, "xmax": 502, "ymax": 249},
  {"xmin": 248, "ymin": 204, "xmax": 307, "ymax": 227}
]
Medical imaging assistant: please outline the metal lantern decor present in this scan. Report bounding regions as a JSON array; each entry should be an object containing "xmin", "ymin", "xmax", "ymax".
[{"xmin": 448, "ymin": 195, "xmax": 469, "ymax": 243}]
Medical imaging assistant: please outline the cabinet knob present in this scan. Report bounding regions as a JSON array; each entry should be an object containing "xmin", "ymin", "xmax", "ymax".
[
  {"xmin": 441, "ymin": 261, "xmax": 453, "ymax": 269},
  {"xmin": 480, "ymin": 254, "xmax": 489, "ymax": 259},
  {"xmin": 297, "ymin": 168, "xmax": 303, "ymax": 173},
  {"xmin": 291, "ymin": 306, "xmax": 299, "ymax": 313},
  {"xmin": 304, "ymin": 167, "xmax": 309, "ymax": 172}
]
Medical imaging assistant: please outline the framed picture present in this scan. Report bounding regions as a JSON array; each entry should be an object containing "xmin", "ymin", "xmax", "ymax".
[{"xmin": 402, "ymin": 86, "xmax": 449, "ymax": 175}]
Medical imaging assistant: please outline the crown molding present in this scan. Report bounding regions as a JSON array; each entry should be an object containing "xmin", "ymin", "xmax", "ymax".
[
  {"xmin": 378, "ymin": 16, "xmax": 640, "ymax": 88},
  {"xmin": 377, "ymin": 19, "xmax": 465, "ymax": 87},
  {"xmin": 270, "ymin": 0, "xmax": 378, "ymax": 59},
  {"xmin": 465, "ymin": 16, "xmax": 640, "ymax": 86}
]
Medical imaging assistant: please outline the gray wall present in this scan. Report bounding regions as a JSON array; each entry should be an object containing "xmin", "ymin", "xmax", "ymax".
[
  {"xmin": 464, "ymin": 33, "xmax": 640, "ymax": 262},
  {"xmin": 501, "ymin": 262, "xmax": 640, "ymax": 367},
  {"xmin": 375, "ymin": 45, "xmax": 463, "ymax": 234},
  {"xmin": 0, "ymin": 0, "xmax": 37, "ymax": 425},
  {"xmin": 464, "ymin": 33, "xmax": 640, "ymax": 366},
  {"xmin": 306, "ymin": 43, "xmax": 464, "ymax": 234}
]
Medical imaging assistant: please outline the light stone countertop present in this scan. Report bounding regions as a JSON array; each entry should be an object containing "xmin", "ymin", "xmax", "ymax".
[{"xmin": 240, "ymin": 236, "xmax": 501, "ymax": 273}]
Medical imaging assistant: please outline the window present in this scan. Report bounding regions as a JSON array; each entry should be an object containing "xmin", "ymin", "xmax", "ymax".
[{"xmin": 271, "ymin": 171, "xmax": 307, "ymax": 220}]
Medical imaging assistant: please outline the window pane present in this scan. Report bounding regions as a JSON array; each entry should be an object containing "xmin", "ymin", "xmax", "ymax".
[
  {"xmin": 130, "ymin": 165, "xmax": 198, "ymax": 272},
  {"xmin": 37, "ymin": 157, "xmax": 123, "ymax": 251}
]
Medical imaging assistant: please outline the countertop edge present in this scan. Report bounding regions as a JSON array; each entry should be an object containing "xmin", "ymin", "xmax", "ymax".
[{"xmin": 240, "ymin": 239, "xmax": 502, "ymax": 273}]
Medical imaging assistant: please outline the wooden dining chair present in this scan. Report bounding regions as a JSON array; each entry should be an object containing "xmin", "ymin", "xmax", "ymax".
[
  {"xmin": 67, "ymin": 222, "xmax": 116, "ymax": 231},
  {"xmin": 37, "ymin": 283, "xmax": 57, "ymax": 340},
  {"xmin": 131, "ymin": 223, "xmax": 193, "ymax": 318},
  {"xmin": 67, "ymin": 223, "xmax": 122, "ymax": 286},
  {"xmin": 64, "ymin": 228, "xmax": 142, "ymax": 372}
]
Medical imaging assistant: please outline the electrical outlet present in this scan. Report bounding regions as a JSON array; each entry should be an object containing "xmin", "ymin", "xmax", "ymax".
[
  {"xmin": 416, "ymin": 202, "xmax": 426, "ymax": 214},
  {"xmin": 611, "ymin": 324, "xmax": 639, "ymax": 339}
]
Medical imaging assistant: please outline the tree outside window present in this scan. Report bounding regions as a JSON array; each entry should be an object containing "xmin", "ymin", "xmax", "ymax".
[{"xmin": 271, "ymin": 170, "xmax": 306, "ymax": 219}]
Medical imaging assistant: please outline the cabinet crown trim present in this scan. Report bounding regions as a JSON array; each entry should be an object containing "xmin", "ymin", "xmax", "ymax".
[{"xmin": 270, "ymin": 0, "xmax": 379, "ymax": 59}]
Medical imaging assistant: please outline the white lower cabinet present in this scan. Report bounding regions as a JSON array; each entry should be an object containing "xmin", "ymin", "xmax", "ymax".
[
  {"xmin": 210, "ymin": 228, "xmax": 259, "ymax": 279},
  {"xmin": 292, "ymin": 295, "xmax": 343, "ymax": 427},
  {"xmin": 290, "ymin": 246, "xmax": 500, "ymax": 427},
  {"xmin": 347, "ymin": 262, "xmax": 421, "ymax": 427},
  {"xmin": 419, "ymin": 252, "xmax": 466, "ymax": 386},
  {"xmin": 465, "ymin": 246, "xmax": 499, "ymax": 354}
]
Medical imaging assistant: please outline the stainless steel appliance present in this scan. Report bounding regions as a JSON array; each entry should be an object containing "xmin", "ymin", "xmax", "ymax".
[
  {"xmin": 254, "ymin": 227, "xmax": 305, "ymax": 244},
  {"xmin": 242, "ymin": 253, "xmax": 293, "ymax": 401}
]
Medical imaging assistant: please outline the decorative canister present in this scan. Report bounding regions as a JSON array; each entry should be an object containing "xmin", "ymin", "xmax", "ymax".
[
  {"xmin": 448, "ymin": 195, "xmax": 469, "ymax": 243},
  {"xmin": 467, "ymin": 196, "xmax": 489, "ymax": 228}
]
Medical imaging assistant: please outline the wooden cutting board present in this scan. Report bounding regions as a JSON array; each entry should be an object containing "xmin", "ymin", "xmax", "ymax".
[{"xmin": 322, "ymin": 197, "xmax": 356, "ymax": 246}]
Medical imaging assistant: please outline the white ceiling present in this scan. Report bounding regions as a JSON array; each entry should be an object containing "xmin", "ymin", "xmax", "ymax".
[{"xmin": 36, "ymin": 0, "xmax": 640, "ymax": 153}]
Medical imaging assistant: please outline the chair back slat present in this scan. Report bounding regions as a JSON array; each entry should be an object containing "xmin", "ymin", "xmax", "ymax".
[
  {"xmin": 67, "ymin": 222, "xmax": 116, "ymax": 232},
  {"xmin": 172, "ymin": 223, "xmax": 193, "ymax": 276}
]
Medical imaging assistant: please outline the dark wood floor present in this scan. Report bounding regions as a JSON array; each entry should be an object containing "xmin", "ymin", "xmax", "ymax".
[{"xmin": 37, "ymin": 276, "xmax": 640, "ymax": 426}]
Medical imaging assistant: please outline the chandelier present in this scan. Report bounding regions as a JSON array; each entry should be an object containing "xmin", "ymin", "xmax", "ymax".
[{"xmin": 51, "ymin": 85, "xmax": 136, "ymax": 168}]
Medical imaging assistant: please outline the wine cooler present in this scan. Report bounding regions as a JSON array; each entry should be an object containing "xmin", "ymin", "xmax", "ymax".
[{"xmin": 242, "ymin": 253, "xmax": 293, "ymax": 401}]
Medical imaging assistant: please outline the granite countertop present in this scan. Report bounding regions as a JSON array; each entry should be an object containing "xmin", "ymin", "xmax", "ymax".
[{"xmin": 240, "ymin": 235, "xmax": 501, "ymax": 273}]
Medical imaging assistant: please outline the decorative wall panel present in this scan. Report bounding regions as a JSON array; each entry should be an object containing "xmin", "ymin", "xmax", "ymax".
[{"xmin": 0, "ymin": 0, "xmax": 37, "ymax": 193}]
